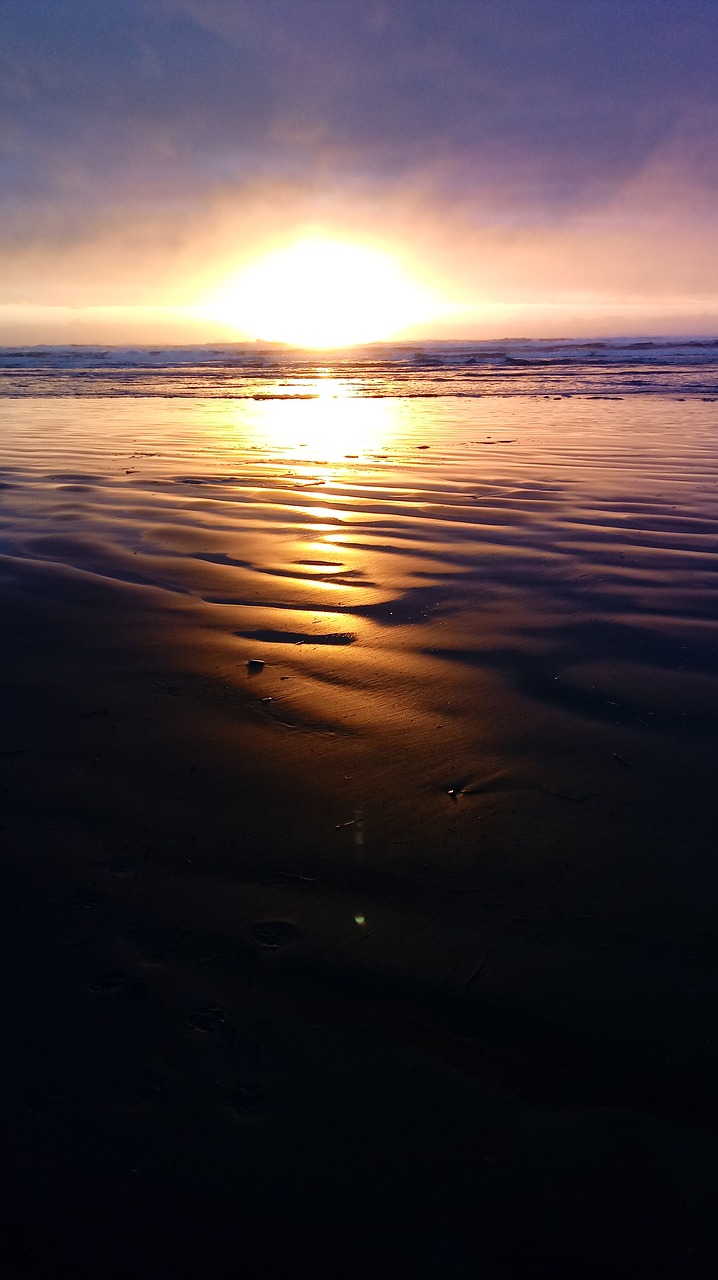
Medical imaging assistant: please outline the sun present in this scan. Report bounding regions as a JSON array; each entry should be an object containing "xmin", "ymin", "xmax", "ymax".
[{"xmin": 203, "ymin": 237, "xmax": 439, "ymax": 348}]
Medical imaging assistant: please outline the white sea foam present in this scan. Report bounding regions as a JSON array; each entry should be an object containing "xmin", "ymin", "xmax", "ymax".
[{"xmin": 1, "ymin": 337, "xmax": 717, "ymax": 398}]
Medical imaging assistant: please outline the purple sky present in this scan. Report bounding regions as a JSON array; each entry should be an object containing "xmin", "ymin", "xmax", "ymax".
[{"xmin": 3, "ymin": 0, "xmax": 718, "ymax": 339}]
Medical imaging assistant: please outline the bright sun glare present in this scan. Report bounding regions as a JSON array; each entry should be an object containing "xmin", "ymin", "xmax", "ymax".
[{"xmin": 204, "ymin": 238, "xmax": 439, "ymax": 348}]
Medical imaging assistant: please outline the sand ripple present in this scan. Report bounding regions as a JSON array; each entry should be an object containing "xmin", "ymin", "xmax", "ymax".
[{"xmin": 2, "ymin": 394, "xmax": 718, "ymax": 1274}]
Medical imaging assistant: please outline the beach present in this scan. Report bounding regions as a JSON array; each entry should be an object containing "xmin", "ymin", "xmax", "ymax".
[{"xmin": 2, "ymin": 368, "xmax": 718, "ymax": 1276}]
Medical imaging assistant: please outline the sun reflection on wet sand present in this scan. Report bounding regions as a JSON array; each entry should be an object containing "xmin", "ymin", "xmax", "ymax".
[
  {"xmin": 221, "ymin": 376, "xmax": 404, "ymax": 467},
  {"xmin": 3, "ymin": 392, "xmax": 718, "ymax": 1275},
  {"xmin": 4, "ymin": 349, "xmax": 718, "ymax": 1280},
  {"xmin": 2, "ymin": 391, "xmax": 718, "ymax": 895}
]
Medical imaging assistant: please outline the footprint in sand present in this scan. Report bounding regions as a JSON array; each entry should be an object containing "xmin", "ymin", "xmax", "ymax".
[
  {"xmin": 128, "ymin": 926, "xmax": 181, "ymax": 965},
  {"xmin": 103, "ymin": 857, "xmax": 139, "ymax": 878},
  {"xmin": 250, "ymin": 920, "xmax": 302, "ymax": 949},
  {"xmin": 87, "ymin": 973, "xmax": 132, "ymax": 995},
  {"xmin": 188, "ymin": 1005, "xmax": 229, "ymax": 1033},
  {"xmin": 25, "ymin": 1085, "xmax": 66, "ymax": 1117},
  {"xmin": 114, "ymin": 1070, "xmax": 170, "ymax": 1107},
  {"xmin": 224, "ymin": 1081, "xmax": 267, "ymax": 1119},
  {"xmin": 72, "ymin": 893, "xmax": 99, "ymax": 910}
]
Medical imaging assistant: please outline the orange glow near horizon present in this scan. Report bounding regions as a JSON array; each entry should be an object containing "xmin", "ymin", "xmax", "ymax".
[{"xmin": 199, "ymin": 237, "xmax": 442, "ymax": 348}]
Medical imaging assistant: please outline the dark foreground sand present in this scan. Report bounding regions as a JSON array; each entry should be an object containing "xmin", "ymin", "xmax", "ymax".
[{"xmin": 1, "ymin": 395, "xmax": 718, "ymax": 1277}]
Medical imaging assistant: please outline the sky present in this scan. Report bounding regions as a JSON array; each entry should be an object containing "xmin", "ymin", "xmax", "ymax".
[{"xmin": 2, "ymin": 0, "xmax": 718, "ymax": 343}]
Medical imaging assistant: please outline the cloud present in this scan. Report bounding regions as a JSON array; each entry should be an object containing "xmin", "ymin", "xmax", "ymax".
[
  {"xmin": 2, "ymin": 0, "xmax": 717, "ymax": 337},
  {"xmin": 5, "ymin": 0, "xmax": 718, "ymax": 203}
]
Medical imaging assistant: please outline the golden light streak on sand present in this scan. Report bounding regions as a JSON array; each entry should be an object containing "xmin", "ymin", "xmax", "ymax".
[{"xmin": 219, "ymin": 378, "xmax": 404, "ymax": 463}]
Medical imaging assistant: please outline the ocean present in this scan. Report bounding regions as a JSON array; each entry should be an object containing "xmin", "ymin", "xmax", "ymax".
[
  {"xmin": 2, "ymin": 335, "xmax": 718, "ymax": 398},
  {"xmin": 1, "ymin": 338, "xmax": 718, "ymax": 1275}
]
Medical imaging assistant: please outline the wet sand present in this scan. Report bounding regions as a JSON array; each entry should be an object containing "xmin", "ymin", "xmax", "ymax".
[{"xmin": 2, "ymin": 394, "xmax": 718, "ymax": 1276}]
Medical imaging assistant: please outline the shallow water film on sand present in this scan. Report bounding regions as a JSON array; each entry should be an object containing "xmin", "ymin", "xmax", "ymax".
[{"xmin": 2, "ymin": 352, "xmax": 718, "ymax": 1277}]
